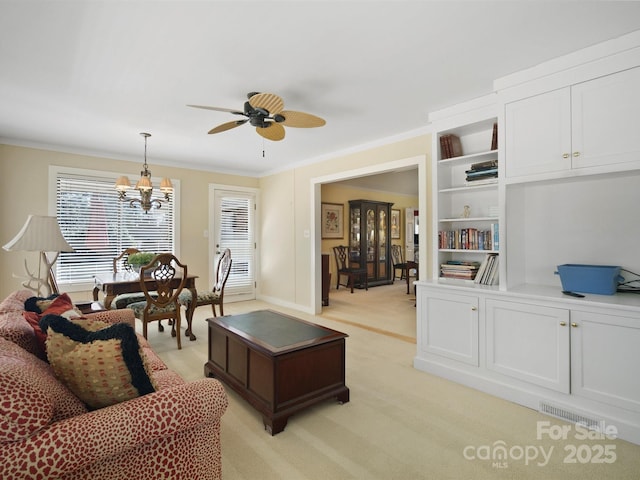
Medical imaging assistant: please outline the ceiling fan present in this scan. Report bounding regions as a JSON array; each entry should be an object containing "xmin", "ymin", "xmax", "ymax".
[{"xmin": 187, "ymin": 92, "xmax": 326, "ymax": 141}]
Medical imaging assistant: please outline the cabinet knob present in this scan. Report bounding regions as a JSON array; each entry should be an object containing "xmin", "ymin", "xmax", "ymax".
[
  {"xmin": 471, "ymin": 306, "xmax": 477, "ymax": 311},
  {"xmin": 571, "ymin": 322, "xmax": 578, "ymax": 328},
  {"xmin": 573, "ymin": 151, "xmax": 581, "ymax": 157},
  {"xmin": 562, "ymin": 153, "xmax": 570, "ymax": 158},
  {"xmin": 560, "ymin": 321, "xmax": 567, "ymax": 326}
]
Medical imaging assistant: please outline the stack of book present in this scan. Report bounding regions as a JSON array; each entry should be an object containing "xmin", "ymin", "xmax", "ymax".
[
  {"xmin": 474, "ymin": 253, "xmax": 499, "ymax": 285},
  {"xmin": 438, "ymin": 226, "xmax": 497, "ymax": 250},
  {"xmin": 440, "ymin": 260, "xmax": 481, "ymax": 280},
  {"xmin": 439, "ymin": 134, "xmax": 463, "ymax": 159},
  {"xmin": 465, "ymin": 159, "xmax": 498, "ymax": 183}
]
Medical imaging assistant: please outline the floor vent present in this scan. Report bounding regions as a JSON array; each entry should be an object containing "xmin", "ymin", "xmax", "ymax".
[{"xmin": 539, "ymin": 402, "xmax": 601, "ymax": 430}]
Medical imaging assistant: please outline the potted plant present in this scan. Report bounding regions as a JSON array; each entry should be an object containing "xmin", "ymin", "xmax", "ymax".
[{"xmin": 127, "ymin": 252, "xmax": 156, "ymax": 274}]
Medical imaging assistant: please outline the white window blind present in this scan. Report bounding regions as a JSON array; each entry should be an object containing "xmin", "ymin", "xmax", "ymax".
[
  {"xmin": 54, "ymin": 169, "xmax": 175, "ymax": 288},
  {"xmin": 217, "ymin": 194, "xmax": 255, "ymax": 296}
]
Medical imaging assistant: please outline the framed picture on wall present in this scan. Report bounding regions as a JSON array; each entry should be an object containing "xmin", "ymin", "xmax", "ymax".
[
  {"xmin": 321, "ymin": 202, "xmax": 344, "ymax": 239},
  {"xmin": 391, "ymin": 209, "xmax": 401, "ymax": 239}
]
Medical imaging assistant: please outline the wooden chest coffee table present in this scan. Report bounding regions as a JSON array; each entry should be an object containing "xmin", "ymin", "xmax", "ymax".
[{"xmin": 204, "ymin": 310, "xmax": 349, "ymax": 435}]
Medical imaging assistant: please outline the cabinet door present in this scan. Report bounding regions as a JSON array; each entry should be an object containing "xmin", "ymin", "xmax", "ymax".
[
  {"xmin": 418, "ymin": 290, "xmax": 479, "ymax": 366},
  {"xmin": 486, "ymin": 299, "xmax": 570, "ymax": 393},
  {"xmin": 572, "ymin": 66, "xmax": 640, "ymax": 169},
  {"xmin": 349, "ymin": 206, "xmax": 361, "ymax": 267},
  {"xmin": 365, "ymin": 206, "xmax": 376, "ymax": 277},
  {"xmin": 377, "ymin": 206, "xmax": 388, "ymax": 280},
  {"xmin": 571, "ymin": 310, "xmax": 640, "ymax": 412},
  {"xmin": 505, "ymin": 88, "xmax": 572, "ymax": 178}
]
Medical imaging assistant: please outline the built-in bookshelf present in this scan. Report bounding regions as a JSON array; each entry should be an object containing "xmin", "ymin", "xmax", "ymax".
[
  {"xmin": 431, "ymin": 103, "xmax": 500, "ymax": 286},
  {"xmin": 417, "ymin": 31, "xmax": 640, "ymax": 448}
]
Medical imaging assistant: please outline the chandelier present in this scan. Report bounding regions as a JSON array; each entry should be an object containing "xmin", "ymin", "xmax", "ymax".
[{"xmin": 115, "ymin": 132, "xmax": 173, "ymax": 213}]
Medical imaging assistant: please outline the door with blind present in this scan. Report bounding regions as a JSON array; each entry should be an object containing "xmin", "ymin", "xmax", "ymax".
[{"xmin": 211, "ymin": 188, "xmax": 256, "ymax": 302}]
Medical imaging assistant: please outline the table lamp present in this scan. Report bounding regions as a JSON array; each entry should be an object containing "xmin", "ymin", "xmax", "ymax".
[{"xmin": 3, "ymin": 215, "xmax": 74, "ymax": 297}]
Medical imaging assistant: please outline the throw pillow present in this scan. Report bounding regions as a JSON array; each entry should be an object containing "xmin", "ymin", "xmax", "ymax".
[
  {"xmin": 24, "ymin": 293, "xmax": 59, "ymax": 313},
  {"xmin": 23, "ymin": 293, "xmax": 84, "ymax": 358},
  {"xmin": 40, "ymin": 315, "xmax": 157, "ymax": 409},
  {"xmin": 22, "ymin": 311, "xmax": 49, "ymax": 359},
  {"xmin": 25, "ymin": 292, "xmax": 82, "ymax": 317}
]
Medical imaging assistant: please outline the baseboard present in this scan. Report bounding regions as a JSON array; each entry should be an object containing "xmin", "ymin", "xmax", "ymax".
[{"xmin": 413, "ymin": 355, "xmax": 640, "ymax": 446}]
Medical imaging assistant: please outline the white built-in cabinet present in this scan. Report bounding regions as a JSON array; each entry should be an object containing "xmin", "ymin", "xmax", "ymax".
[
  {"xmin": 418, "ymin": 290, "xmax": 478, "ymax": 366},
  {"xmin": 505, "ymin": 66, "xmax": 640, "ymax": 179},
  {"xmin": 415, "ymin": 31, "xmax": 640, "ymax": 445},
  {"xmin": 485, "ymin": 299, "xmax": 640, "ymax": 406},
  {"xmin": 570, "ymin": 309, "xmax": 640, "ymax": 413},
  {"xmin": 416, "ymin": 285, "xmax": 640, "ymax": 443},
  {"xmin": 504, "ymin": 87, "xmax": 571, "ymax": 177},
  {"xmin": 485, "ymin": 299, "xmax": 569, "ymax": 394}
]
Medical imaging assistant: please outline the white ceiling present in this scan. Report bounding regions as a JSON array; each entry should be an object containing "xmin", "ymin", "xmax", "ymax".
[{"xmin": 2, "ymin": 1, "xmax": 640, "ymax": 178}]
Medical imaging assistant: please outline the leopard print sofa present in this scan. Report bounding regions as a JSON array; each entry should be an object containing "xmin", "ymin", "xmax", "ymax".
[{"xmin": 0, "ymin": 290, "xmax": 228, "ymax": 480}]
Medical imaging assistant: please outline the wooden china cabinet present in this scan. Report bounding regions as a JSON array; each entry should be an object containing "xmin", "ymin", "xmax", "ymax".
[{"xmin": 348, "ymin": 200, "xmax": 394, "ymax": 287}]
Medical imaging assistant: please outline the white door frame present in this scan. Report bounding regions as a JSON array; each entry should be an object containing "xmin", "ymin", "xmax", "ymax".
[{"xmin": 310, "ymin": 155, "xmax": 428, "ymax": 314}]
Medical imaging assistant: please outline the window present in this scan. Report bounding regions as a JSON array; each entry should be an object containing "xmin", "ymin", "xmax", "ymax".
[{"xmin": 50, "ymin": 166, "xmax": 178, "ymax": 291}]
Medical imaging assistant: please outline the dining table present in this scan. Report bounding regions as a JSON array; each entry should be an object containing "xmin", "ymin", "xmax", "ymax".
[{"xmin": 93, "ymin": 271, "xmax": 200, "ymax": 341}]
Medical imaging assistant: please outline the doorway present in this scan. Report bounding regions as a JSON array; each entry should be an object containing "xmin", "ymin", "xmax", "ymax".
[
  {"xmin": 311, "ymin": 155, "xmax": 427, "ymax": 314},
  {"xmin": 209, "ymin": 184, "xmax": 258, "ymax": 303}
]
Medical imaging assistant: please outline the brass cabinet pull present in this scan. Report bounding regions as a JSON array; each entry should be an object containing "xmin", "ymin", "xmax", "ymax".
[
  {"xmin": 571, "ymin": 322, "xmax": 578, "ymax": 327},
  {"xmin": 471, "ymin": 306, "xmax": 477, "ymax": 311},
  {"xmin": 562, "ymin": 153, "xmax": 570, "ymax": 158},
  {"xmin": 573, "ymin": 152, "xmax": 581, "ymax": 157},
  {"xmin": 560, "ymin": 321, "xmax": 567, "ymax": 326}
]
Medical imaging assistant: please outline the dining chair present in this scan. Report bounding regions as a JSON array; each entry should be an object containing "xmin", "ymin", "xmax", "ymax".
[
  {"xmin": 113, "ymin": 248, "xmax": 140, "ymax": 273},
  {"xmin": 406, "ymin": 260, "xmax": 418, "ymax": 295},
  {"xmin": 179, "ymin": 248, "xmax": 232, "ymax": 329},
  {"xmin": 391, "ymin": 244, "xmax": 407, "ymax": 281},
  {"xmin": 333, "ymin": 245, "xmax": 368, "ymax": 293},
  {"xmin": 92, "ymin": 248, "xmax": 154, "ymax": 309},
  {"xmin": 128, "ymin": 253, "xmax": 188, "ymax": 349}
]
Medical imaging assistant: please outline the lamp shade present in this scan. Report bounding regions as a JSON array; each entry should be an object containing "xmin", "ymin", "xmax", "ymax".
[
  {"xmin": 160, "ymin": 177, "xmax": 174, "ymax": 193},
  {"xmin": 136, "ymin": 175, "xmax": 153, "ymax": 191},
  {"xmin": 3, "ymin": 215, "xmax": 74, "ymax": 253},
  {"xmin": 115, "ymin": 176, "xmax": 132, "ymax": 191}
]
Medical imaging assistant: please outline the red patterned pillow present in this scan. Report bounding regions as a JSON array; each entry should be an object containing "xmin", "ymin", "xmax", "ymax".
[
  {"xmin": 23, "ymin": 293, "xmax": 84, "ymax": 358},
  {"xmin": 25, "ymin": 293, "xmax": 81, "ymax": 316},
  {"xmin": 22, "ymin": 311, "xmax": 49, "ymax": 359}
]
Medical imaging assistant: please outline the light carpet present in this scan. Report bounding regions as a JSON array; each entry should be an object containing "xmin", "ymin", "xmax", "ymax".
[{"xmin": 147, "ymin": 282, "xmax": 640, "ymax": 480}]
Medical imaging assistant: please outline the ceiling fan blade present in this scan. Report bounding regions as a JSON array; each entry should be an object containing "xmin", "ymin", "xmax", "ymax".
[
  {"xmin": 208, "ymin": 119, "xmax": 248, "ymax": 134},
  {"xmin": 249, "ymin": 93, "xmax": 284, "ymax": 115},
  {"xmin": 256, "ymin": 123, "xmax": 285, "ymax": 141},
  {"xmin": 278, "ymin": 110, "xmax": 326, "ymax": 128},
  {"xmin": 188, "ymin": 104, "xmax": 244, "ymax": 115}
]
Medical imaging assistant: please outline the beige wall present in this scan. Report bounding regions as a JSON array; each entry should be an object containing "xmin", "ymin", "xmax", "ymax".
[
  {"xmin": 258, "ymin": 170, "xmax": 295, "ymax": 302},
  {"xmin": 0, "ymin": 144, "xmax": 257, "ymax": 300},
  {"xmin": 1, "ymin": 133, "xmax": 430, "ymax": 312},
  {"xmin": 261, "ymin": 134, "xmax": 431, "ymax": 312}
]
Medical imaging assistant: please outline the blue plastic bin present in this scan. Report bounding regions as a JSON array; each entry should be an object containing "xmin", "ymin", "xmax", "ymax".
[{"xmin": 555, "ymin": 264, "xmax": 623, "ymax": 295}]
